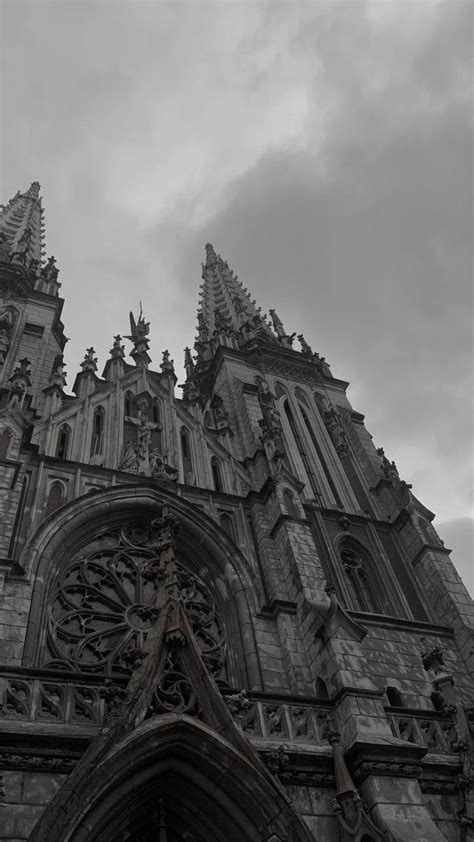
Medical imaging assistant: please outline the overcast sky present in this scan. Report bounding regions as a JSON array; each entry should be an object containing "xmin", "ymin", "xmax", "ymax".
[{"xmin": 2, "ymin": 0, "xmax": 472, "ymax": 591}]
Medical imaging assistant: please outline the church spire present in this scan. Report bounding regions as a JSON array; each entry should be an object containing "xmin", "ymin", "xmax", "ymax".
[
  {"xmin": 0, "ymin": 181, "xmax": 45, "ymax": 270},
  {"xmin": 198, "ymin": 243, "xmax": 273, "ymax": 339}
]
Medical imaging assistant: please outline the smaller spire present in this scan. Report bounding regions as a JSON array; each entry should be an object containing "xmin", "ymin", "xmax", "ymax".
[
  {"xmin": 110, "ymin": 334, "xmax": 125, "ymax": 361},
  {"xmin": 48, "ymin": 354, "xmax": 67, "ymax": 390},
  {"xmin": 160, "ymin": 349, "xmax": 175, "ymax": 377},
  {"xmin": 183, "ymin": 346, "xmax": 195, "ymax": 379},
  {"xmin": 81, "ymin": 347, "xmax": 98, "ymax": 374},
  {"xmin": 269, "ymin": 308, "xmax": 296, "ymax": 348},
  {"xmin": 297, "ymin": 333, "xmax": 313, "ymax": 358}
]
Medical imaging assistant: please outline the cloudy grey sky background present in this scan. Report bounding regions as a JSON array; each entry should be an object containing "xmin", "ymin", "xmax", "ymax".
[{"xmin": 2, "ymin": 0, "xmax": 473, "ymax": 590}]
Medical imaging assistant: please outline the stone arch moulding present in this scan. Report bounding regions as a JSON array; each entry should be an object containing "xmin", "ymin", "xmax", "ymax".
[
  {"xmin": 29, "ymin": 715, "xmax": 315, "ymax": 842},
  {"xmin": 20, "ymin": 483, "xmax": 263, "ymax": 690}
]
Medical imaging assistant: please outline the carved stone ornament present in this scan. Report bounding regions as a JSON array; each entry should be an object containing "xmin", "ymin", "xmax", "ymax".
[{"xmin": 41, "ymin": 523, "xmax": 227, "ymax": 680}]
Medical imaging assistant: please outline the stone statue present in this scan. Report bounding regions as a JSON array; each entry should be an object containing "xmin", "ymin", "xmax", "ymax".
[
  {"xmin": 150, "ymin": 449, "xmax": 179, "ymax": 482},
  {"xmin": 0, "ymin": 305, "xmax": 15, "ymax": 365},
  {"xmin": 126, "ymin": 305, "xmax": 150, "ymax": 344},
  {"xmin": 41, "ymin": 255, "xmax": 59, "ymax": 284},
  {"xmin": 119, "ymin": 440, "xmax": 140, "ymax": 473}
]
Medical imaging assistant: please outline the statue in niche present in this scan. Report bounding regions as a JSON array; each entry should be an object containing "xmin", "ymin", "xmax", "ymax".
[
  {"xmin": 0, "ymin": 305, "xmax": 15, "ymax": 366},
  {"xmin": 255, "ymin": 376, "xmax": 286, "ymax": 458},
  {"xmin": 123, "ymin": 397, "xmax": 159, "ymax": 473},
  {"xmin": 119, "ymin": 440, "xmax": 140, "ymax": 473},
  {"xmin": 150, "ymin": 449, "xmax": 179, "ymax": 482},
  {"xmin": 315, "ymin": 393, "xmax": 348, "ymax": 457}
]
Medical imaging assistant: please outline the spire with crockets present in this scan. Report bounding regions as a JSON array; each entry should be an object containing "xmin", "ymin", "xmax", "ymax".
[
  {"xmin": 0, "ymin": 181, "xmax": 60, "ymax": 294},
  {"xmin": 197, "ymin": 243, "xmax": 274, "ymax": 341}
]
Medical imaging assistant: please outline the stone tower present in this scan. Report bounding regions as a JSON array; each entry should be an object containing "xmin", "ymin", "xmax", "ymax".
[{"xmin": 0, "ymin": 186, "xmax": 472, "ymax": 842}]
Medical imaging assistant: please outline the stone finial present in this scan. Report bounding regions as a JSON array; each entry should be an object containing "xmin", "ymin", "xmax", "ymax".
[
  {"xmin": 81, "ymin": 347, "xmax": 98, "ymax": 373},
  {"xmin": 183, "ymin": 346, "xmax": 195, "ymax": 379},
  {"xmin": 298, "ymin": 333, "xmax": 313, "ymax": 358},
  {"xmin": 160, "ymin": 349, "xmax": 175, "ymax": 376},
  {"xmin": 110, "ymin": 334, "xmax": 125, "ymax": 360},
  {"xmin": 41, "ymin": 255, "xmax": 60, "ymax": 285}
]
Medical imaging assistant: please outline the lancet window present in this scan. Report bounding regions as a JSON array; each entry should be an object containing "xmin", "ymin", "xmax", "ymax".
[
  {"xmin": 90, "ymin": 407, "xmax": 105, "ymax": 457},
  {"xmin": 45, "ymin": 481, "xmax": 65, "ymax": 517},
  {"xmin": 56, "ymin": 424, "xmax": 71, "ymax": 459},
  {"xmin": 211, "ymin": 456, "xmax": 223, "ymax": 492},
  {"xmin": 298, "ymin": 404, "xmax": 342, "ymax": 507},
  {"xmin": 283, "ymin": 400, "xmax": 320, "ymax": 499},
  {"xmin": 180, "ymin": 427, "xmax": 193, "ymax": 482},
  {"xmin": 339, "ymin": 541, "xmax": 379, "ymax": 613},
  {"xmin": 0, "ymin": 428, "xmax": 12, "ymax": 458}
]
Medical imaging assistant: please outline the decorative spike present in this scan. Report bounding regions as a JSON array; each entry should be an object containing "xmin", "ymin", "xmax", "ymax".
[{"xmin": 80, "ymin": 347, "xmax": 98, "ymax": 373}]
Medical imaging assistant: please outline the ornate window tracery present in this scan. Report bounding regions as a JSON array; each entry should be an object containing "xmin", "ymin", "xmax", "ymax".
[
  {"xmin": 339, "ymin": 542, "xmax": 378, "ymax": 612},
  {"xmin": 40, "ymin": 523, "xmax": 227, "ymax": 681}
]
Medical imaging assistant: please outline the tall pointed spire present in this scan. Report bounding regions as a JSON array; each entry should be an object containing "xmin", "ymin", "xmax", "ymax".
[
  {"xmin": 198, "ymin": 243, "xmax": 273, "ymax": 339},
  {"xmin": 0, "ymin": 181, "xmax": 45, "ymax": 269}
]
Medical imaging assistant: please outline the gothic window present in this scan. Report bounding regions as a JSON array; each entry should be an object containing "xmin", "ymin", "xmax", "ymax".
[
  {"xmin": 180, "ymin": 427, "xmax": 193, "ymax": 483},
  {"xmin": 283, "ymin": 400, "xmax": 320, "ymax": 499},
  {"xmin": 294, "ymin": 387, "xmax": 309, "ymax": 407},
  {"xmin": 299, "ymin": 405, "xmax": 342, "ymax": 507},
  {"xmin": 45, "ymin": 482, "xmax": 65, "ymax": 517},
  {"xmin": 211, "ymin": 456, "xmax": 223, "ymax": 492},
  {"xmin": 90, "ymin": 407, "xmax": 105, "ymax": 457},
  {"xmin": 152, "ymin": 399, "xmax": 160, "ymax": 426},
  {"xmin": 56, "ymin": 424, "xmax": 71, "ymax": 459},
  {"xmin": 220, "ymin": 513, "xmax": 235, "ymax": 541},
  {"xmin": 124, "ymin": 391, "xmax": 134, "ymax": 418},
  {"xmin": 40, "ymin": 523, "xmax": 227, "ymax": 682},
  {"xmin": 339, "ymin": 542, "xmax": 378, "ymax": 613},
  {"xmin": 0, "ymin": 428, "xmax": 12, "ymax": 458}
]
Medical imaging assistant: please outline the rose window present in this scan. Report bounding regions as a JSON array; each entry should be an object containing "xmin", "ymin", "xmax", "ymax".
[{"xmin": 42, "ymin": 523, "xmax": 227, "ymax": 679}]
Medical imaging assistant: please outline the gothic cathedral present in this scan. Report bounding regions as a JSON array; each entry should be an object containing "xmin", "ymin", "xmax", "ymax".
[{"xmin": 0, "ymin": 183, "xmax": 472, "ymax": 842}]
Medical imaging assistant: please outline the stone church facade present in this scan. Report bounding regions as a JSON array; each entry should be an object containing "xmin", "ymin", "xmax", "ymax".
[{"xmin": 0, "ymin": 182, "xmax": 472, "ymax": 841}]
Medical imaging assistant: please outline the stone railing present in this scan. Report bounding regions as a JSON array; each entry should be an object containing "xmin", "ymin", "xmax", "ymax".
[
  {"xmin": 0, "ymin": 670, "xmax": 333, "ymax": 745},
  {"xmin": 387, "ymin": 709, "xmax": 457, "ymax": 754}
]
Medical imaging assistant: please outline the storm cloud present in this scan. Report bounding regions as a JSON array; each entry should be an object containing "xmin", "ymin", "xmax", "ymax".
[{"xmin": 2, "ymin": 0, "xmax": 472, "ymax": 590}]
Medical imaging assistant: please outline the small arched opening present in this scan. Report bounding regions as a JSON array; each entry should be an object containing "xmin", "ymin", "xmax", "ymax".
[
  {"xmin": 56, "ymin": 424, "xmax": 71, "ymax": 459},
  {"xmin": 210, "ymin": 456, "xmax": 223, "ymax": 493},
  {"xmin": 45, "ymin": 482, "xmax": 65, "ymax": 518},
  {"xmin": 90, "ymin": 406, "xmax": 105, "ymax": 457}
]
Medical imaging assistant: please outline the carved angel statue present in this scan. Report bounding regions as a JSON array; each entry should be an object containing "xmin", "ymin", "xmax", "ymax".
[{"xmin": 126, "ymin": 304, "xmax": 150, "ymax": 343}]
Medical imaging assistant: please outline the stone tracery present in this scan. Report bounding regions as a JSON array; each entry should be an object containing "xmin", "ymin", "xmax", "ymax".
[{"xmin": 41, "ymin": 522, "xmax": 227, "ymax": 681}]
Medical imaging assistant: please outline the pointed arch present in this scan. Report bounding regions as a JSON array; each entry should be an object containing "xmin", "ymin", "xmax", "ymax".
[
  {"xmin": 56, "ymin": 423, "xmax": 71, "ymax": 459},
  {"xmin": 298, "ymin": 403, "xmax": 343, "ymax": 507},
  {"xmin": 90, "ymin": 406, "xmax": 105, "ymax": 457},
  {"xmin": 45, "ymin": 481, "xmax": 66, "ymax": 518},
  {"xmin": 180, "ymin": 425, "xmax": 194, "ymax": 483},
  {"xmin": 283, "ymin": 399, "xmax": 320, "ymax": 499},
  {"xmin": 21, "ymin": 484, "xmax": 263, "ymax": 691},
  {"xmin": 337, "ymin": 537, "xmax": 381, "ymax": 613},
  {"xmin": 210, "ymin": 455, "xmax": 223, "ymax": 492},
  {"xmin": 29, "ymin": 716, "xmax": 315, "ymax": 842}
]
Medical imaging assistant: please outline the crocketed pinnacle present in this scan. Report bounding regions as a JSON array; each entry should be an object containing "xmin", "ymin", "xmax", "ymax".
[
  {"xmin": 197, "ymin": 243, "xmax": 273, "ymax": 338},
  {"xmin": 0, "ymin": 181, "xmax": 45, "ymax": 266}
]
